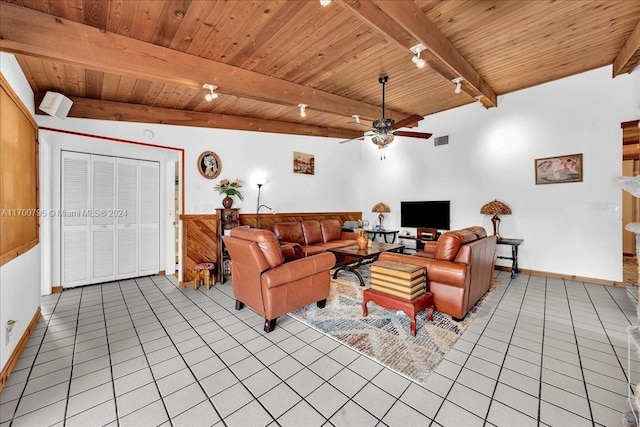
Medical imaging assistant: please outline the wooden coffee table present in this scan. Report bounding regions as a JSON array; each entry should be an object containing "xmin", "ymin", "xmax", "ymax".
[
  {"xmin": 362, "ymin": 289, "xmax": 434, "ymax": 336},
  {"xmin": 328, "ymin": 242, "xmax": 404, "ymax": 286}
]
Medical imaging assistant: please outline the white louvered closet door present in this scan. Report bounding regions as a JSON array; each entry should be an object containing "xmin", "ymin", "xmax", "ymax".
[
  {"xmin": 91, "ymin": 155, "xmax": 116, "ymax": 282},
  {"xmin": 61, "ymin": 152, "xmax": 90, "ymax": 287},
  {"xmin": 117, "ymin": 158, "xmax": 139, "ymax": 278},
  {"xmin": 138, "ymin": 161, "xmax": 159, "ymax": 275}
]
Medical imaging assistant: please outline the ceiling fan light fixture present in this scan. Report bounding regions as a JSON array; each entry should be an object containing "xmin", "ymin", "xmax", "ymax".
[
  {"xmin": 298, "ymin": 103, "xmax": 307, "ymax": 117},
  {"xmin": 203, "ymin": 84, "xmax": 218, "ymax": 101},
  {"xmin": 372, "ymin": 132, "xmax": 394, "ymax": 147},
  {"xmin": 452, "ymin": 77, "xmax": 463, "ymax": 94}
]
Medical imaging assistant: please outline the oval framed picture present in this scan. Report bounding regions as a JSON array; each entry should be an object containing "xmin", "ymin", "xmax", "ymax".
[{"xmin": 197, "ymin": 151, "xmax": 222, "ymax": 179}]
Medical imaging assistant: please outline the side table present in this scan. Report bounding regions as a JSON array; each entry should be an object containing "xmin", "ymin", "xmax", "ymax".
[
  {"xmin": 362, "ymin": 289, "xmax": 434, "ymax": 336},
  {"xmin": 366, "ymin": 229, "xmax": 399, "ymax": 244},
  {"xmin": 496, "ymin": 238, "xmax": 524, "ymax": 278}
]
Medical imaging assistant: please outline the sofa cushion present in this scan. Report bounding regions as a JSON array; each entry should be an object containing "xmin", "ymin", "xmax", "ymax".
[
  {"xmin": 464, "ymin": 226, "xmax": 487, "ymax": 239},
  {"xmin": 230, "ymin": 227, "xmax": 284, "ymax": 268},
  {"xmin": 301, "ymin": 220, "xmax": 324, "ymax": 245},
  {"xmin": 272, "ymin": 222, "xmax": 305, "ymax": 246},
  {"xmin": 434, "ymin": 232, "xmax": 465, "ymax": 261},
  {"xmin": 320, "ymin": 219, "xmax": 342, "ymax": 243}
]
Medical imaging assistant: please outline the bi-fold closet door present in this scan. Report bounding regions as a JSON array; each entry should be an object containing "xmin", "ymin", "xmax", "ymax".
[{"xmin": 61, "ymin": 151, "xmax": 159, "ymax": 288}]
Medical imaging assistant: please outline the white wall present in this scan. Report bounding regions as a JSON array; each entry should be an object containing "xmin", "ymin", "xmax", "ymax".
[
  {"xmin": 35, "ymin": 114, "xmax": 363, "ymax": 287},
  {"xmin": 0, "ymin": 53, "xmax": 41, "ymax": 371},
  {"xmin": 359, "ymin": 66, "xmax": 638, "ymax": 282}
]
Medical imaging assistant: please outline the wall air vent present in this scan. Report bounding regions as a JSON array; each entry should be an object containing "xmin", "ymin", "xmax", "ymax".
[{"xmin": 434, "ymin": 135, "xmax": 449, "ymax": 146}]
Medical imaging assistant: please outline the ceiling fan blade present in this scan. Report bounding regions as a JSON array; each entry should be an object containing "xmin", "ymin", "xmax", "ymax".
[
  {"xmin": 347, "ymin": 121, "xmax": 374, "ymax": 131},
  {"xmin": 391, "ymin": 114, "xmax": 424, "ymax": 130},
  {"xmin": 338, "ymin": 136, "xmax": 365, "ymax": 144},
  {"xmin": 393, "ymin": 130, "xmax": 432, "ymax": 139}
]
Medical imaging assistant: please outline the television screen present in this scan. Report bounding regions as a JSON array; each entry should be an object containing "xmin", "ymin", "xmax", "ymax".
[{"xmin": 400, "ymin": 201, "xmax": 450, "ymax": 230}]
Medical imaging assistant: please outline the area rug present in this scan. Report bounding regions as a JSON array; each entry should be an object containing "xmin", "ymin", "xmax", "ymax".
[{"xmin": 290, "ymin": 269, "xmax": 500, "ymax": 387}]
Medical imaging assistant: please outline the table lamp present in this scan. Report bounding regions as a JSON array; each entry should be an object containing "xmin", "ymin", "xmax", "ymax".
[
  {"xmin": 480, "ymin": 199, "xmax": 511, "ymax": 239},
  {"xmin": 371, "ymin": 202, "xmax": 391, "ymax": 230}
]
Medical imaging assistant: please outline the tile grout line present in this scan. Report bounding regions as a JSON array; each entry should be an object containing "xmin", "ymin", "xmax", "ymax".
[
  {"xmin": 6, "ymin": 292, "xmax": 62, "ymax": 426},
  {"xmin": 559, "ymin": 278, "xmax": 595, "ymax": 425},
  {"xmin": 481, "ymin": 274, "xmax": 536, "ymax": 426}
]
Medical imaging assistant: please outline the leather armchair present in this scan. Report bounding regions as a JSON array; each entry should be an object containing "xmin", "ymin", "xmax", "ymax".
[{"xmin": 223, "ymin": 227, "xmax": 336, "ymax": 332}]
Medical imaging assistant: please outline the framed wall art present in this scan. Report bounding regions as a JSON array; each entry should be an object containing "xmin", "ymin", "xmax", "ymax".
[
  {"xmin": 197, "ymin": 151, "xmax": 221, "ymax": 179},
  {"xmin": 293, "ymin": 151, "xmax": 315, "ymax": 175},
  {"xmin": 534, "ymin": 153, "xmax": 583, "ymax": 185}
]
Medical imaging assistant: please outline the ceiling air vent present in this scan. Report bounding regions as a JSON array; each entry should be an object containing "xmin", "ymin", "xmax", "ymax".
[{"xmin": 434, "ymin": 135, "xmax": 449, "ymax": 146}]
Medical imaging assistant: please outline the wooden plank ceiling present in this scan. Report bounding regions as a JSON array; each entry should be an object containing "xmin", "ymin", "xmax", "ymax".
[{"xmin": 0, "ymin": 0, "xmax": 639, "ymax": 140}]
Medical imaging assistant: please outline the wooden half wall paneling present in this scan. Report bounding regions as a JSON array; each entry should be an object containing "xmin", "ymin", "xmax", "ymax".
[
  {"xmin": 0, "ymin": 73, "xmax": 39, "ymax": 266},
  {"xmin": 622, "ymin": 120, "xmax": 639, "ymax": 161},
  {"xmin": 179, "ymin": 212, "xmax": 362, "ymax": 286},
  {"xmin": 180, "ymin": 214, "xmax": 218, "ymax": 286}
]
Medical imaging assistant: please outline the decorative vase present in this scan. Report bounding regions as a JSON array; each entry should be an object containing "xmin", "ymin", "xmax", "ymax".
[
  {"xmin": 357, "ymin": 229, "xmax": 369, "ymax": 250},
  {"xmin": 222, "ymin": 196, "xmax": 233, "ymax": 209}
]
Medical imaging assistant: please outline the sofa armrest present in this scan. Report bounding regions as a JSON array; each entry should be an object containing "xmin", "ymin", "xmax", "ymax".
[
  {"xmin": 281, "ymin": 243, "xmax": 304, "ymax": 262},
  {"xmin": 262, "ymin": 252, "xmax": 336, "ymax": 289}
]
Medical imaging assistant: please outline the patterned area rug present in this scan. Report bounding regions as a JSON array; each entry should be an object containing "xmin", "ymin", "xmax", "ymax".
[{"xmin": 290, "ymin": 268, "xmax": 500, "ymax": 386}]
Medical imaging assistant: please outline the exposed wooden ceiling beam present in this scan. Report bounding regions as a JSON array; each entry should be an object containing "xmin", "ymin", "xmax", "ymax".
[
  {"xmin": 35, "ymin": 95, "xmax": 363, "ymax": 139},
  {"xmin": 613, "ymin": 19, "xmax": 640, "ymax": 77},
  {"xmin": 0, "ymin": 2, "xmax": 407, "ymax": 122},
  {"xmin": 337, "ymin": 0, "xmax": 498, "ymax": 109}
]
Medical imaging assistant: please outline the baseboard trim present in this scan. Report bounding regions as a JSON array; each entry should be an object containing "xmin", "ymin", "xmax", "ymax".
[
  {"xmin": 51, "ymin": 286, "xmax": 63, "ymax": 293},
  {"xmin": 0, "ymin": 307, "xmax": 41, "ymax": 392},
  {"xmin": 157, "ymin": 270, "xmax": 166, "ymax": 276},
  {"xmin": 495, "ymin": 266, "xmax": 624, "ymax": 287}
]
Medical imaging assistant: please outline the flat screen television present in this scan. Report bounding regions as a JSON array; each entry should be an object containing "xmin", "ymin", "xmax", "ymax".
[{"xmin": 400, "ymin": 201, "xmax": 450, "ymax": 230}]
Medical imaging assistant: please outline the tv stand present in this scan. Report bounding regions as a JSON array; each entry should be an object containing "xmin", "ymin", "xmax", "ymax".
[{"xmin": 398, "ymin": 228, "xmax": 441, "ymax": 252}]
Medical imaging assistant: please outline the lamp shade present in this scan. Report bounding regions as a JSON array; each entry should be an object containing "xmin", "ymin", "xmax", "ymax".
[
  {"xmin": 480, "ymin": 200, "xmax": 511, "ymax": 216},
  {"xmin": 371, "ymin": 202, "xmax": 391, "ymax": 213}
]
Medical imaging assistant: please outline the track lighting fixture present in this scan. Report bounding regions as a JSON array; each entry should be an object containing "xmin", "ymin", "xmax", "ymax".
[
  {"xmin": 298, "ymin": 103, "xmax": 307, "ymax": 118},
  {"xmin": 203, "ymin": 84, "xmax": 218, "ymax": 101},
  {"xmin": 409, "ymin": 43, "xmax": 426, "ymax": 69},
  {"xmin": 475, "ymin": 95, "xmax": 484, "ymax": 105},
  {"xmin": 352, "ymin": 114, "xmax": 361, "ymax": 124},
  {"xmin": 452, "ymin": 77, "xmax": 463, "ymax": 94}
]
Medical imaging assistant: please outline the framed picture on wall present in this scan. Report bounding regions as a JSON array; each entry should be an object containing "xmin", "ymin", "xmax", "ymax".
[
  {"xmin": 534, "ymin": 153, "xmax": 583, "ymax": 185},
  {"xmin": 197, "ymin": 151, "xmax": 222, "ymax": 179},
  {"xmin": 293, "ymin": 151, "xmax": 315, "ymax": 175}
]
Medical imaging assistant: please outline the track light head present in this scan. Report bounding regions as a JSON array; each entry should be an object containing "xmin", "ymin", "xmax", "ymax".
[
  {"xmin": 412, "ymin": 54, "xmax": 426, "ymax": 69},
  {"xmin": 409, "ymin": 43, "xmax": 427, "ymax": 69},
  {"xmin": 203, "ymin": 84, "xmax": 218, "ymax": 101},
  {"xmin": 452, "ymin": 77, "xmax": 463, "ymax": 94},
  {"xmin": 298, "ymin": 103, "xmax": 307, "ymax": 117}
]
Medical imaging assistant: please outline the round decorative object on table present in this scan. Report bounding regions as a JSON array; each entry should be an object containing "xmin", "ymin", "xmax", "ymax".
[{"xmin": 222, "ymin": 196, "xmax": 233, "ymax": 209}]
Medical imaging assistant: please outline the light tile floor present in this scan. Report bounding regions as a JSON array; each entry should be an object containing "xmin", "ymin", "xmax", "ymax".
[{"xmin": 0, "ymin": 271, "xmax": 638, "ymax": 427}]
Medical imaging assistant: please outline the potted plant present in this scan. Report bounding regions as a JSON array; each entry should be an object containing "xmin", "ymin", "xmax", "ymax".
[{"xmin": 215, "ymin": 178, "xmax": 244, "ymax": 208}]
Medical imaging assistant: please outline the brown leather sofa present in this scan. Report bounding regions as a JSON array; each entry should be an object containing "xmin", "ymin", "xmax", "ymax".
[
  {"xmin": 272, "ymin": 219, "xmax": 357, "ymax": 256},
  {"xmin": 379, "ymin": 226, "xmax": 496, "ymax": 320},
  {"xmin": 223, "ymin": 227, "xmax": 336, "ymax": 332}
]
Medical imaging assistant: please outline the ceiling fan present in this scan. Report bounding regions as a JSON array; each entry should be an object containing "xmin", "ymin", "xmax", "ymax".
[{"xmin": 340, "ymin": 76, "xmax": 432, "ymax": 152}]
